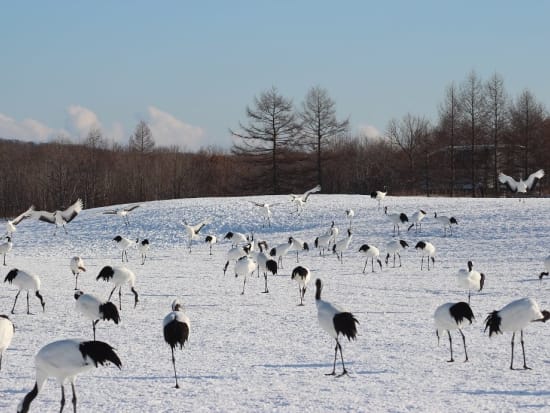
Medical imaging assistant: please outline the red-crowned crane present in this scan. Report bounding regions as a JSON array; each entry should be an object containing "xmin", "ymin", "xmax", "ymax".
[
  {"xmin": 434, "ymin": 301, "xmax": 475, "ymax": 362},
  {"xmin": 163, "ymin": 299, "xmax": 190, "ymax": 389},
  {"xmin": 290, "ymin": 184, "xmax": 321, "ymax": 214},
  {"xmin": 415, "ymin": 241, "xmax": 436, "ymax": 271},
  {"xmin": 358, "ymin": 244, "xmax": 382, "ymax": 273},
  {"xmin": 291, "ymin": 266, "xmax": 311, "ymax": 306},
  {"xmin": 456, "ymin": 261, "xmax": 485, "ymax": 303},
  {"xmin": 385, "ymin": 239, "xmax": 409, "ymax": 267},
  {"xmin": 17, "ymin": 339, "xmax": 122, "ymax": 413},
  {"xmin": 95, "ymin": 266, "xmax": 139, "ymax": 310},
  {"xmin": 4, "ymin": 268, "xmax": 45, "ymax": 314},
  {"xmin": 28, "ymin": 199, "xmax": 83, "ymax": 236},
  {"xmin": 0, "ymin": 314, "xmax": 15, "ymax": 370},
  {"xmin": 102, "ymin": 204, "xmax": 140, "ymax": 226},
  {"xmin": 315, "ymin": 278, "xmax": 359, "ymax": 376},
  {"xmin": 74, "ymin": 290, "xmax": 121, "ymax": 340},
  {"xmin": 70, "ymin": 256, "xmax": 86, "ymax": 290},
  {"xmin": 485, "ymin": 297, "xmax": 550, "ymax": 370}
]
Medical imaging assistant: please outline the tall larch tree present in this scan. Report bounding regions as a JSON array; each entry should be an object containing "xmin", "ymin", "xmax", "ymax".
[
  {"xmin": 459, "ymin": 71, "xmax": 486, "ymax": 197},
  {"xmin": 300, "ymin": 86, "xmax": 349, "ymax": 188},
  {"xmin": 230, "ymin": 86, "xmax": 300, "ymax": 194},
  {"xmin": 485, "ymin": 73, "xmax": 508, "ymax": 193}
]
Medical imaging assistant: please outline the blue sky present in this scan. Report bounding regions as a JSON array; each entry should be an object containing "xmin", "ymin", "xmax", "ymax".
[{"xmin": 1, "ymin": 1, "xmax": 549, "ymax": 150}]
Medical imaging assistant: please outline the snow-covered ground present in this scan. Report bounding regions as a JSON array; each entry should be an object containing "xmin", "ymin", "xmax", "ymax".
[{"xmin": 1, "ymin": 194, "xmax": 550, "ymax": 412}]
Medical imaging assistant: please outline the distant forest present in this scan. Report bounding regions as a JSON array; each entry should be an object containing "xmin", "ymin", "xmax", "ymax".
[{"xmin": 1, "ymin": 70, "xmax": 549, "ymax": 217}]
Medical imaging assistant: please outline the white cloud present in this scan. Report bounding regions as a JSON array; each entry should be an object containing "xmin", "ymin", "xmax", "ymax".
[
  {"xmin": 1, "ymin": 106, "xmax": 207, "ymax": 150},
  {"xmin": 0, "ymin": 112, "xmax": 62, "ymax": 142},
  {"xmin": 357, "ymin": 123, "xmax": 383, "ymax": 141},
  {"xmin": 144, "ymin": 106, "xmax": 206, "ymax": 151},
  {"xmin": 66, "ymin": 105, "xmax": 102, "ymax": 137}
]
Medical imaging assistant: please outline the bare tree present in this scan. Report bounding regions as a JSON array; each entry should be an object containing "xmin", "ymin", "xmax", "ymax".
[
  {"xmin": 437, "ymin": 82, "xmax": 461, "ymax": 196},
  {"xmin": 459, "ymin": 70, "xmax": 487, "ymax": 197},
  {"xmin": 300, "ymin": 86, "xmax": 349, "ymax": 187},
  {"xmin": 129, "ymin": 120, "xmax": 155, "ymax": 154},
  {"xmin": 129, "ymin": 120, "xmax": 155, "ymax": 199},
  {"xmin": 230, "ymin": 86, "xmax": 300, "ymax": 193},
  {"xmin": 485, "ymin": 73, "xmax": 508, "ymax": 193},
  {"xmin": 387, "ymin": 113, "xmax": 431, "ymax": 173},
  {"xmin": 509, "ymin": 89, "xmax": 546, "ymax": 176}
]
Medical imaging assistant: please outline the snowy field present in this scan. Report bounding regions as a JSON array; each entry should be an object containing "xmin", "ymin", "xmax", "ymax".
[{"xmin": 1, "ymin": 194, "xmax": 550, "ymax": 413}]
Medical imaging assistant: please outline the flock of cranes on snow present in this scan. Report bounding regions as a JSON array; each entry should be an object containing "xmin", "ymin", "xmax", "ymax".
[{"xmin": 0, "ymin": 169, "xmax": 548, "ymax": 411}]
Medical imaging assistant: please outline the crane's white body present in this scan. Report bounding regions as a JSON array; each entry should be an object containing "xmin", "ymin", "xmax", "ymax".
[
  {"xmin": 70, "ymin": 256, "xmax": 86, "ymax": 289},
  {"xmin": 434, "ymin": 212, "xmax": 458, "ymax": 236},
  {"xmin": 96, "ymin": 266, "xmax": 138, "ymax": 310},
  {"xmin": 0, "ymin": 315, "xmax": 14, "ymax": 370},
  {"xmin": 17, "ymin": 338, "xmax": 122, "ymax": 413},
  {"xmin": 182, "ymin": 219, "xmax": 210, "ymax": 252},
  {"xmin": 359, "ymin": 244, "xmax": 382, "ymax": 273},
  {"xmin": 113, "ymin": 236, "xmax": 135, "ymax": 262},
  {"xmin": 498, "ymin": 169, "xmax": 544, "ymax": 193},
  {"xmin": 385, "ymin": 239, "xmax": 408, "ymax": 267},
  {"xmin": 0, "ymin": 237, "xmax": 12, "ymax": 265},
  {"xmin": 433, "ymin": 301, "xmax": 474, "ymax": 362},
  {"xmin": 75, "ymin": 293, "xmax": 106, "ymax": 321},
  {"xmin": 434, "ymin": 302, "xmax": 472, "ymax": 333},
  {"xmin": 492, "ymin": 298, "xmax": 546, "ymax": 333},
  {"xmin": 234, "ymin": 256, "xmax": 257, "ymax": 294},
  {"xmin": 6, "ymin": 269, "xmax": 41, "ymax": 292},
  {"xmin": 333, "ymin": 230, "xmax": 352, "ymax": 263},
  {"xmin": 103, "ymin": 204, "xmax": 140, "ymax": 225},
  {"xmin": 415, "ymin": 241, "xmax": 436, "ymax": 270},
  {"xmin": 137, "ymin": 239, "xmax": 150, "ymax": 264},
  {"xmin": 456, "ymin": 261, "xmax": 484, "ymax": 303},
  {"xmin": 291, "ymin": 266, "xmax": 311, "ymax": 305},
  {"xmin": 408, "ymin": 209, "xmax": 426, "ymax": 232},
  {"xmin": 384, "ymin": 207, "xmax": 408, "ymax": 235},
  {"xmin": 29, "ymin": 199, "xmax": 83, "ymax": 235},
  {"xmin": 314, "ymin": 233, "xmax": 332, "ymax": 256},
  {"xmin": 4, "ymin": 206, "xmax": 34, "ymax": 236},
  {"xmin": 290, "ymin": 184, "xmax": 321, "ymax": 213}
]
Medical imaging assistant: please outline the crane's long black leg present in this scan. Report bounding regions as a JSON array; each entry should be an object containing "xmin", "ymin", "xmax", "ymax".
[
  {"xmin": 171, "ymin": 347, "xmax": 179, "ymax": 389},
  {"xmin": 263, "ymin": 274, "xmax": 269, "ymax": 293},
  {"xmin": 119, "ymin": 286, "xmax": 123, "ymax": 310},
  {"xmin": 59, "ymin": 384, "xmax": 65, "ymax": 413},
  {"xmin": 241, "ymin": 275, "xmax": 246, "ymax": 295},
  {"xmin": 326, "ymin": 341, "xmax": 338, "ymax": 376},
  {"xmin": 510, "ymin": 332, "xmax": 515, "ymax": 370},
  {"xmin": 71, "ymin": 382, "xmax": 77, "ymax": 413},
  {"xmin": 447, "ymin": 331, "xmax": 454, "ymax": 362},
  {"xmin": 108, "ymin": 286, "xmax": 116, "ymax": 301},
  {"xmin": 11, "ymin": 291, "xmax": 21, "ymax": 314},
  {"xmin": 521, "ymin": 330, "xmax": 530, "ymax": 369},
  {"xmin": 459, "ymin": 328, "xmax": 468, "ymax": 362},
  {"xmin": 337, "ymin": 341, "xmax": 349, "ymax": 377},
  {"xmin": 74, "ymin": 275, "xmax": 79, "ymax": 290},
  {"xmin": 92, "ymin": 320, "xmax": 98, "ymax": 341},
  {"xmin": 362, "ymin": 260, "xmax": 367, "ymax": 273}
]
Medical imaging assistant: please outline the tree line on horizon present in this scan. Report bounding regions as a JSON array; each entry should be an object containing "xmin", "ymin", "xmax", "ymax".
[{"xmin": 1, "ymin": 70, "xmax": 549, "ymax": 217}]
